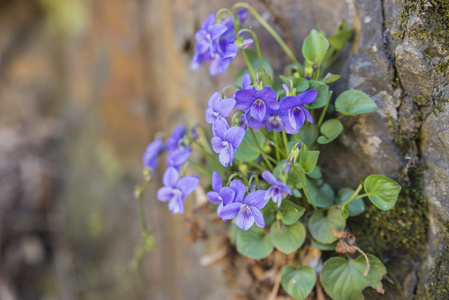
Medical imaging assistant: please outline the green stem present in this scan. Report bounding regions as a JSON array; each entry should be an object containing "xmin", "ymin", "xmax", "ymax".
[
  {"xmin": 221, "ymin": 84, "xmax": 241, "ymax": 98},
  {"xmin": 343, "ymin": 184, "xmax": 364, "ymax": 206},
  {"xmin": 273, "ymin": 131, "xmax": 281, "ymax": 161},
  {"xmin": 282, "ymin": 130, "xmax": 289, "ymax": 155},
  {"xmin": 233, "ymin": 3, "xmax": 300, "ymax": 65},
  {"xmin": 268, "ymin": 141, "xmax": 286, "ymax": 158},
  {"xmin": 354, "ymin": 193, "xmax": 370, "ymax": 200},
  {"xmin": 135, "ymin": 181, "xmax": 151, "ymax": 232},
  {"xmin": 317, "ymin": 91, "xmax": 333, "ymax": 127},
  {"xmin": 242, "ymin": 50, "xmax": 256, "ymax": 78},
  {"xmin": 193, "ymin": 141, "xmax": 227, "ymax": 173},
  {"xmin": 216, "ymin": 8, "xmax": 234, "ymax": 22},
  {"xmin": 238, "ymin": 28, "xmax": 263, "ymax": 68},
  {"xmin": 246, "ymin": 161, "xmax": 266, "ymax": 172},
  {"xmin": 293, "ymin": 165, "xmax": 316, "ymax": 209},
  {"xmin": 189, "ymin": 161, "xmax": 210, "ymax": 176},
  {"xmin": 250, "ymin": 128, "xmax": 273, "ymax": 170}
]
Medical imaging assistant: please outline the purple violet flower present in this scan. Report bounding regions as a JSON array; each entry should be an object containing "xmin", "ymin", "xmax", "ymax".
[
  {"xmin": 157, "ymin": 167, "xmax": 199, "ymax": 214},
  {"xmin": 206, "ymin": 172, "xmax": 246, "ymax": 217},
  {"xmin": 279, "ymin": 89, "xmax": 317, "ymax": 134},
  {"xmin": 235, "ymin": 86, "xmax": 279, "ymax": 122},
  {"xmin": 264, "ymin": 108, "xmax": 286, "ymax": 132},
  {"xmin": 142, "ymin": 137, "xmax": 165, "ymax": 175},
  {"xmin": 211, "ymin": 119, "xmax": 245, "ymax": 167},
  {"xmin": 166, "ymin": 146, "xmax": 192, "ymax": 169},
  {"xmin": 167, "ymin": 124, "xmax": 186, "ymax": 152},
  {"xmin": 191, "ymin": 13, "xmax": 228, "ymax": 71},
  {"xmin": 241, "ymin": 73, "xmax": 254, "ymax": 90},
  {"xmin": 205, "ymin": 92, "xmax": 236, "ymax": 124},
  {"xmin": 219, "ymin": 190, "xmax": 268, "ymax": 231},
  {"xmin": 191, "ymin": 11, "xmax": 248, "ymax": 77},
  {"xmin": 262, "ymin": 171, "xmax": 292, "ymax": 207}
]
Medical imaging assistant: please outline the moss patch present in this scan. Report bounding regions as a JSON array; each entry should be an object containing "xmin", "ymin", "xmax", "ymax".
[
  {"xmin": 349, "ymin": 163, "xmax": 428, "ymax": 289},
  {"xmin": 425, "ymin": 219, "xmax": 449, "ymax": 298},
  {"xmin": 399, "ymin": 0, "xmax": 449, "ymax": 74}
]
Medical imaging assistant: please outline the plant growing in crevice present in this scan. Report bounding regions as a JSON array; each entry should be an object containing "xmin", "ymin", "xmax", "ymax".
[{"xmin": 136, "ymin": 3, "xmax": 402, "ymax": 299}]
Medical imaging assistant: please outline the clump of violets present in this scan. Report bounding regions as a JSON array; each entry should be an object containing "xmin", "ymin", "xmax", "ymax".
[
  {"xmin": 191, "ymin": 10, "xmax": 252, "ymax": 76},
  {"xmin": 138, "ymin": 5, "xmax": 402, "ymax": 300}
]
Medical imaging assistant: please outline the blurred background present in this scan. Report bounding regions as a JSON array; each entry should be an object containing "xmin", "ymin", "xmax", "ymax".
[
  {"xmin": 1, "ymin": 0, "xmax": 447, "ymax": 299},
  {"xmin": 0, "ymin": 0, "xmax": 355, "ymax": 298}
]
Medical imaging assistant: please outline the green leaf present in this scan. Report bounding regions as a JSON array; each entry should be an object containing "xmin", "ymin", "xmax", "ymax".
[
  {"xmin": 235, "ymin": 226, "xmax": 273, "ymax": 259},
  {"xmin": 305, "ymin": 180, "xmax": 334, "ymax": 208},
  {"xmin": 295, "ymin": 78, "xmax": 310, "ymax": 92},
  {"xmin": 302, "ymin": 29, "xmax": 329, "ymax": 65},
  {"xmin": 317, "ymin": 119, "xmax": 343, "ymax": 144},
  {"xmin": 270, "ymin": 222, "xmax": 306, "ymax": 254},
  {"xmin": 335, "ymin": 90, "xmax": 378, "ymax": 115},
  {"xmin": 317, "ymin": 183, "xmax": 335, "ymax": 208},
  {"xmin": 307, "ymin": 166, "xmax": 322, "ymax": 179},
  {"xmin": 321, "ymin": 255, "xmax": 387, "ymax": 300},
  {"xmin": 311, "ymin": 237, "xmax": 337, "ymax": 251},
  {"xmin": 235, "ymin": 131, "xmax": 266, "ymax": 162},
  {"xmin": 296, "ymin": 123, "xmax": 319, "ymax": 147},
  {"xmin": 262, "ymin": 202, "xmax": 278, "ymax": 226},
  {"xmin": 336, "ymin": 188, "xmax": 365, "ymax": 217},
  {"xmin": 322, "ymin": 20, "xmax": 354, "ymax": 70},
  {"xmin": 322, "ymin": 73, "xmax": 341, "ymax": 84},
  {"xmin": 363, "ymin": 175, "xmax": 401, "ymax": 210},
  {"xmin": 308, "ymin": 208, "xmax": 346, "ymax": 244},
  {"xmin": 280, "ymin": 199, "xmax": 306, "ymax": 225},
  {"xmin": 299, "ymin": 150, "xmax": 320, "ymax": 174},
  {"xmin": 305, "ymin": 80, "xmax": 329, "ymax": 109},
  {"xmin": 281, "ymin": 265, "xmax": 316, "ymax": 300}
]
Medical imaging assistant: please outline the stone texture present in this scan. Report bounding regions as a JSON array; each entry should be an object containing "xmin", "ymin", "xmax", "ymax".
[{"xmin": 0, "ymin": 0, "xmax": 448, "ymax": 299}]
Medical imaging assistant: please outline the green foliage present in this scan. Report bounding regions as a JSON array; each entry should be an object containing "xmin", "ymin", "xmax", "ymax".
[
  {"xmin": 281, "ymin": 265, "xmax": 316, "ymax": 300},
  {"xmin": 279, "ymin": 199, "xmax": 306, "ymax": 225},
  {"xmin": 320, "ymin": 255, "xmax": 387, "ymax": 300},
  {"xmin": 305, "ymin": 80, "xmax": 329, "ymax": 109},
  {"xmin": 270, "ymin": 222, "xmax": 306, "ymax": 254},
  {"xmin": 235, "ymin": 225, "xmax": 273, "ymax": 259},
  {"xmin": 308, "ymin": 208, "xmax": 346, "ymax": 244},
  {"xmin": 235, "ymin": 131, "xmax": 266, "ymax": 162},
  {"xmin": 299, "ymin": 150, "xmax": 320, "ymax": 174},
  {"xmin": 336, "ymin": 188, "xmax": 365, "ymax": 217},
  {"xmin": 302, "ymin": 29, "xmax": 329, "ymax": 65},
  {"xmin": 335, "ymin": 90, "xmax": 378, "ymax": 115},
  {"xmin": 364, "ymin": 175, "xmax": 401, "ymax": 211},
  {"xmin": 296, "ymin": 123, "xmax": 319, "ymax": 147},
  {"xmin": 317, "ymin": 119, "xmax": 343, "ymax": 144}
]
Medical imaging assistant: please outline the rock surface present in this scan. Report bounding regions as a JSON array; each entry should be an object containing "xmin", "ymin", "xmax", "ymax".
[{"xmin": 0, "ymin": 0, "xmax": 447, "ymax": 299}]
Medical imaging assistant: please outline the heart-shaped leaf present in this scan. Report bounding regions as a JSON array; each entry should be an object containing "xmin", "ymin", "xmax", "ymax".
[
  {"xmin": 299, "ymin": 150, "xmax": 320, "ymax": 174},
  {"xmin": 311, "ymin": 237, "xmax": 337, "ymax": 251},
  {"xmin": 281, "ymin": 265, "xmax": 317, "ymax": 300},
  {"xmin": 279, "ymin": 199, "xmax": 306, "ymax": 225},
  {"xmin": 305, "ymin": 80, "xmax": 329, "ymax": 109},
  {"xmin": 317, "ymin": 119, "xmax": 343, "ymax": 144},
  {"xmin": 335, "ymin": 90, "xmax": 378, "ymax": 115},
  {"xmin": 363, "ymin": 175, "xmax": 401, "ymax": 210},
  {"xmin": 308, "ymin": 208, "xmax": 346, "ymax": 244},
  {"xmin": 270, "ymin": 222, "xmax": 306, "ymax": 254},
  {"xmin": 296, "ymin": 123, "xmax": 319, "ymax": 147},
  {"xmin": 320, "ymin": 254, "xmax": 387, "ymax": 300},
  {"xmin": 236, "ymin": 226, "xmax": 273, "ymax": 259}
]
